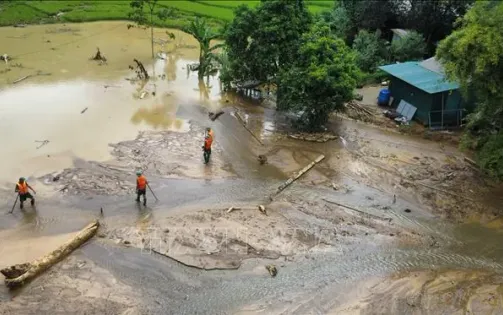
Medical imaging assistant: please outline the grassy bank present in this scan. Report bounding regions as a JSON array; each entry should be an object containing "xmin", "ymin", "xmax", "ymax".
[{"xmin": 0, "ymin": 1, "xmax": 333, "ymax": 31}]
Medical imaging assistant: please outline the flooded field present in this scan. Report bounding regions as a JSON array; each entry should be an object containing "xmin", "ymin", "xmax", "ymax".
[{"xmin": 0, "ymin": 21, "xmax": 502, "ymax": 315}]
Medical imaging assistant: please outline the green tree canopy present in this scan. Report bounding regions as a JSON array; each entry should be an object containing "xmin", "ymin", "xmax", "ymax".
[
  {"xmin": 352, "ymin": 30, "xmax": 389, "ymax": 73},
  {"xmin": 391, "ymin": 31, "xmax": 426, "ymax": 62},
  {"xmin": 437, "ymin": 1, "xmax": 503, "ymax": 178},
  {"xmin": 396, "ymin": 0, "xmax": 474, "ymax": 55},
  {"xmin": 224, "ymin": 0, "xmax": 311, "ymax": 86},
  {"xmin": 278, "ymin": 23, "xmax": 360, "ymax": 130}
]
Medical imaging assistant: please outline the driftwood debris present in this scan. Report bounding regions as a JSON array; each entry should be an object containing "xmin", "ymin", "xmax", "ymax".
[
  {"xmin": 209, "ymin": 110, "xmax": 224, "ymax": 121},
  {"xmin": 265, "ymin": 264, "xmax": 277, "ymax": 277},
  {"xmin": 35, "ymin": 140, "xmax": 49, "ymax": 149},
  {"xmin": 271, "ymin": 155, "xmax": 325, "ymax": 199},
  {"xmin": 81, "ymin": 107, "xmax": 88, "ymax": 114},
  {"xmin": 288, "ymin": 133, "xmax": 338, "ymax": 143},
  {"xmin": 91, "ymin": 47, "xmax": 107, "ymax": 62},
  {"xmin": 227, "ymin": 206, "xmax": 241, "ymax": 213},
  {"xmin": 233, "ymin": 109, "xmax": 264, "ymax": 146},
  {"xmin": 13, "ymin": 75, "xmax": 31, "ymax": 84},
  {"xmin": 345, "ymin": 101, "xmax": 374, "ymax": 117},
  {"xmin": 133, "ymin": 59, "xmax": 149, "ymax": 80},
  {"xmin": 322, "ymin": 198, "xmax": 392, "ymax": 222},
  {"xmin": 1, "ymin": 220, "xmax": 99, "ymax": 288}
]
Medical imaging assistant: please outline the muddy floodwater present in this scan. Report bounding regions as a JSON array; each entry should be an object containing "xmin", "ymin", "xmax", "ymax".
[{"xmin": 1, "ymin": 21, "xmax": 503, "ymax": 315}]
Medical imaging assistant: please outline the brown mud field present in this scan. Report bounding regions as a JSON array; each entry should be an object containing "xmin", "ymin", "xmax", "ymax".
[{"xmin": 0, "ymin": 21, "xmax": 503, "ymax": 315}]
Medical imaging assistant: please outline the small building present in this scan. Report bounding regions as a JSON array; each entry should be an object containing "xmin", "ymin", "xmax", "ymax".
[{"xmin": 379, "ymin": 57, "xmax": 468, "ymax": 128}]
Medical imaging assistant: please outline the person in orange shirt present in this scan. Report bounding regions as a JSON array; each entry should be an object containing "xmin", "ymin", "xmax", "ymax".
[
  {"xmin": 135, "ymin": 171, "xmax": 148, "ymax": 206},
  {"xmin": 202, "ymin": 128, "xmax": 213, "ymax": 164},
  {"xmin": 15, "ymin": 177, "xmax": 36, "ymax": 209}
]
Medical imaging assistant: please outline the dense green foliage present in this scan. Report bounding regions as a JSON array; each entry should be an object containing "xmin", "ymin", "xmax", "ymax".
[
  {"xmin": 224, "ymin": 0, "xmax": 311, "ymax": 85},
  {"xmin": 278, "ymin": 24, "xmax": 359, "ymax": 129},
  {"xmin": 352, "ymin": 30, "xmax": 388, "ymax": 73},
  {"xmin": 396, "ymin": 0, "xmax": 473, "ymax": 55},
  {"xmin": 390, "ymin": 31, "xmax": 426, "ymax": 62},
  {"xmin": 437, "ymin": 1, "xmax": 503, "ymax": 178}
]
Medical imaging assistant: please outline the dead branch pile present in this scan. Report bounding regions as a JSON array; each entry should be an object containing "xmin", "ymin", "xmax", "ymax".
[
  {"xmin": 288, "ymin": 132, "xmax": 338, "ymax": 143},
  {"xmin": 91, "ymin": 47, "xmax": 107, "ymax": 63},
  {"xmin": 1, "ymin": 220, "xmax": 99, "ymax": 288},
  {"xmin": 345, "ymin": 100, "xmax": 374, "ymax": 117}
]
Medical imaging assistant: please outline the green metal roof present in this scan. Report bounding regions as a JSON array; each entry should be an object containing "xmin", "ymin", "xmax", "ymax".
[{"xmin": 379, "ymin": 62, "xmax": 459, "ymax": 94}]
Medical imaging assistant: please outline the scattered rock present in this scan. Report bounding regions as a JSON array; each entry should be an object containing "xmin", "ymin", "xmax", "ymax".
[
  {"xmin": 123, "ymin": 240, "xmax": 131, "ymax": 245},
  {"xmin": 265, "ymin": 264, "xmax": 277, "ymax": 277},
  {"xmin": 163, "ymin": 229, "xmax": 170, "ymax": 233},
  {"xmin": 389, "ymin": 233, "xmax": 395, "ymax": 237},
  {"xmin": 258, "ymin": 155, "xmax": 267, "ymax": 165},
  {"xmin": 97, "ymin": 233, "xmax": 106, "ymax": 238},
  {"xmin": 258, "ymin": 205, "xmax": 266, "ymax": 215},
  {"xmin": 404, "ymin": 209, "xmax": 411, "ymax": 213},
  {"xmin": 332, "ymin": 183, "xmax": 339, "ymax": 190}
]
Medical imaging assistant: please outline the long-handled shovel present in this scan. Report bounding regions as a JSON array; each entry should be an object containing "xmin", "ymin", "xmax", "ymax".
[
  {"xmin": 9, "ymin": 194, "xmax": 19, "ymax": 214},
  {"xmin": 146, "ymin": 183, "xmax": 159, "ymax": 202}
]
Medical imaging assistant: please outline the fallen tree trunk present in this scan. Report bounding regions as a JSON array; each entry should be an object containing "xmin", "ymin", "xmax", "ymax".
[
  {"xmin": 322, "ymin": 198, "xmax": 392, "ymax": 222},
  {"xmin": 1, "ymin": 220, "xmax": 99, "ymax": 288},
  {"xmin": 271, "ymin": 155, "xmax": 325, "ymax": 199},
  {"xmin": 233, "ymin": 109, "xmax": 264, "ymax": 145}
]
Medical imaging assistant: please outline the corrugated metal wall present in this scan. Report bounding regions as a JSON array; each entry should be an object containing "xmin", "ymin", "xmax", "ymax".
[{"xmin": 389, "ymin": 78, "xmax": 433, "ymax": 124}]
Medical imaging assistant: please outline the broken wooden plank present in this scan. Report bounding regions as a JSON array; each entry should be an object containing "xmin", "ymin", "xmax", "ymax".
[
  {"xmin": 271, "ymin": 155, "xmax": 325, "ymax": 199},
  {"xmin": 227, "ymin": 206, "xmax": 241, "ymax": 213},
  {"xmin": 12, "ymin": 75, "xmax": 31, "ymax": 84},
  {"xmin": 1, "ymin": 220, "xmax": 99, "ymax": 288}
]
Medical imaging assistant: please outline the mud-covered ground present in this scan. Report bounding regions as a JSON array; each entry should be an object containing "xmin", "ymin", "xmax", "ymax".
[{"xmin": 1, "ymin": 21, "xmax": 503, "ymax": 315}]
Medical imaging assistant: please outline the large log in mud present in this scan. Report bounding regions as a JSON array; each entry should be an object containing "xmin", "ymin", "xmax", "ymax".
[
  {"xmin": 271, "ymin": 154, "xmax": 325, "ymax": 199},
  {"xmin": 1, "ymin": 220, "xmax": 99, "ymax": 288}
]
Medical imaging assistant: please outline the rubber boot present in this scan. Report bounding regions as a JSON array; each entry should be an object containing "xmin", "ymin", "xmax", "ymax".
[
  {"xmin": 20, "ymin": 202, "xmax": 24, "ymax": 209},
  {"xmin": 143, "ymin": 198, "xmax": 147, "ymax": 206},
  {"xmin": 31, "ymin": 199, "xmax": 35, "ymax": 206}
]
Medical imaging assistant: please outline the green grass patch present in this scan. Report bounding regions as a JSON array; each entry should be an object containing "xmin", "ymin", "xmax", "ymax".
[
  {"xmin": 194, "ymin": 1, "xmax": 260, "ymax": 10},
  {"xmin": 0, "ymin": 0, "xmax": 330, "ymax": 30},
  {"xmin": 0, "ymin": 2, "xmax": 51, "ymax": 26}
]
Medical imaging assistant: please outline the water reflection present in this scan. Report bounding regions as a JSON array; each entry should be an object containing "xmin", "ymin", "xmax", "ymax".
[{"xmin": 130, "ymin": 103, "xmax": 189, "ymax": 131}]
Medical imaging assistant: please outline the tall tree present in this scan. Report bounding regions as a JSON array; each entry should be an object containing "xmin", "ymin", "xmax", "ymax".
[
  {"xmin": 129, "ymin": 0, "xmax": 173, "ymax": 59},
  {"xmin": 397, "ymin": 0, "xmax": 474, "ymax": 55},
  {"xmin": 390, "ymin": 30, "xmax": 426, "ymax": 62},
  {"xmin": 278, "ymin": 23, "xmax": 360, "ymax": 130},
  {"xmin": 437, "ymin": 1, "xmax": 503, "ymax": 178},
  {"xmin": 339, "ymin": 0, "xmax": 397, "ymax": 43},
  {"xmin": 224, "ymin": 0, "xmax": 311, "ymax": 87},
  {"xmin": 184, "ymin": 18, "xmax": 223, "ymax": 80},
  {"xmin": 352, "ymin": 30, "xmax": 389, "ymax": 73}
]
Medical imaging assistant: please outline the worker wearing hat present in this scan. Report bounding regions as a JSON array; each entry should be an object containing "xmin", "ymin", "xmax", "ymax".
[
  {"xmin": 135, "ymin": 171, "xmax": 148, "ymax": 206},
  {"xmin": 15, "ymin": 177, "xmax": 36, "ymax": 209}
]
